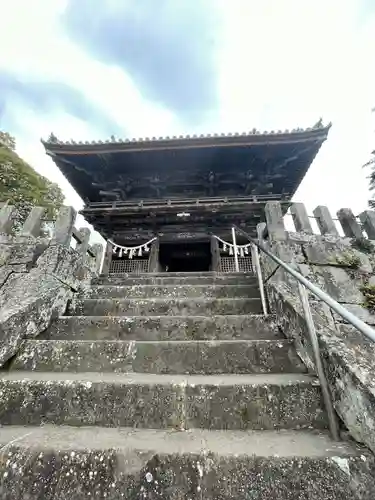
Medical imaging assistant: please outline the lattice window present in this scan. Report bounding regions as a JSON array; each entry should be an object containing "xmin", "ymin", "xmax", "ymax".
[
  {"xmin": 109, "ymin": 259, "xmax": 149, "ymax": 275},
  {"xmin": 219, "ymin": 256, "xmax": 254, "ymax": 273}
]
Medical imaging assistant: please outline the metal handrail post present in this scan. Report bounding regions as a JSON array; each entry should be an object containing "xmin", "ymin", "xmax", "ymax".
[
  {"xmin": 251, "ymin": 243, "xmax": 268, "ymax": 317},
  {"xmin": 298, "ymin": 282, "xmax": 340, "ymax": 441},
  {"xmin": 232, "ymin": 227, "xmax": 240, "ymax": 272}
]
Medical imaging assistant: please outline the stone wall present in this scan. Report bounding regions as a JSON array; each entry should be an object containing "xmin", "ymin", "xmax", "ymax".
[
  {"xmin": 259, "ymin": 201, "xmax": 375, "ymax": 452},
  {"xmin": 0, "ymin": 204, "xmax": 103, "ymax": 367}
]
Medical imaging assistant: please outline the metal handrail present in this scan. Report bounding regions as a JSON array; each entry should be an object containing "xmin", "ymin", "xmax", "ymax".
[
  {"xmin": 234, "ymin": 225, "xmax": 375, "ymax": 441},
  {"xmin": 234, "ymin": 225, "xmax": 375, "ymax": 343}
]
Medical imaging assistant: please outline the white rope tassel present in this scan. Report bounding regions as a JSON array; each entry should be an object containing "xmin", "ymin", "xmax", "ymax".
[
  {"xmin": 108, "ymin": 236, "xmax": 157, "ymax": 258},
  {"xmin": 119, "ymin": 249, "xmax": 123, "ymax": 258},
  {"xmin": 229, "ymin": 246, "xmax": 233, "ymax": 255},
  {"xmin": 245, "ymin": 247, "xmax": 249, "ymax": 255},
  {"xmin": 240, "ymin": 247, "xmax": 244, "ymax": 257},
  {"xmin": 223, "ymin": 243, "xmax": 227, "ymax": 252}
]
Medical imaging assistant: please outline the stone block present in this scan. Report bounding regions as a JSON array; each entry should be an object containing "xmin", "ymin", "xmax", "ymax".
[
  {"xmin": 304, "ymin": 265, "xmax": 365, "ymax": 304},
  {"xmin": 46, "ymin": 315, "xmax": 283, "ymax": 342},
  {"xmin": 322, "ymin": 333, "xmax": 375, "ymax": 454},
  {"xmin": 185, "ymin": 376, "xmax": 327, "ymax": 430},
  {"xmin": 302, "ymin": 239, "xmax": 372, "ymax": 272},
  {"xmin": 0, "ymin": 427, "xmax": 373, "ymax": 500},
  {"xmin": 331, "ymin": 304, "xmax": 375, "ymax": 326},
  {"xmin": 0, "ymin": 372, "xmax": 325, "ymax": 431},
  {"xmin": 85, "ymin": 284, "xmax": 260, "ymax": 299},
  {"xmin": 93, "ymin": 273, "xmax": 257, "ymax": 286},
  {"xmin": 36, "ymin": 245, "xmax": 94, "ymax": 291},
  {"xmin": 0, "ymin": 272, "xmax": 72, "ymax": 365},
  {"xmin": 0, "ymin": 375, "xmax": 185, "ymax": 429},
  {"xmin": 14, "ymin": 339, "xmax": 305, "ymax": 375},
  {"xmin": 70, "ymin": 297, "xmax": 264, "ymax": 316}
]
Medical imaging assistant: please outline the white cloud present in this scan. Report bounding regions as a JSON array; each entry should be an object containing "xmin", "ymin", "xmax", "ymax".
[{"xmin": 1, "ymin": 0, "xmax": 374, "ymax": 246}]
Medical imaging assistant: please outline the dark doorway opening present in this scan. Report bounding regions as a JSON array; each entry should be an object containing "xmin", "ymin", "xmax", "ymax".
[{"xmin": 159, "ymin": 242, "xmax": 211, "ymax": 272}]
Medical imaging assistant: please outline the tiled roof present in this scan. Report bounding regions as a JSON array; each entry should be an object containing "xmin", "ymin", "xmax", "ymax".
[{"xmin": 42, "ymin": 121, "xmax": 331, "ymax": 148}]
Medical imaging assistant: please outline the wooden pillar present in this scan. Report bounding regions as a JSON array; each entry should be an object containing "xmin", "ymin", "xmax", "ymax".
[{"xmin": 210, "ymin": 235, "xmax": 220, "ymax": 271}]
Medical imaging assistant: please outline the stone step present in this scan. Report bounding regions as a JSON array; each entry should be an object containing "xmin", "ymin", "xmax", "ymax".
[
  {"xmin": 94, "ymin": 274, "xmax": 258, "ymax": 286},
  {"xmin": 0, "ymin": 372, "xmax": 327, "ymax": 430},
  {"xmin": 12, "ymin": 339, "xmax": 305, "ymax": 374},
  {"xmin": 45, "ymin": 315, "xmax": 283, "ymax": 341},
  {"xmin": 84, "ymin": 284, "xmax": 260, "ymax": 299},
  {"xmin": 69, "ymin": 298, "xmax": 263, "ymax": 316},
  {"xmin": 0, "ymin": 426, "xmax": 372, "ymax": 500}
]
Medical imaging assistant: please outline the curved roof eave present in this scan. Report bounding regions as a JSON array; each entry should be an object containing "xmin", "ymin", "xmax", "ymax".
[{"xmin": 41, "ymin": 122, "xmax": 332, "ymax": 156}]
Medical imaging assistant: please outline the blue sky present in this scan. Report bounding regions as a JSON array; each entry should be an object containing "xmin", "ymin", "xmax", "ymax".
[{"xmin": 1, "ymin": 0, "xmax": 374, "ymax": 240}]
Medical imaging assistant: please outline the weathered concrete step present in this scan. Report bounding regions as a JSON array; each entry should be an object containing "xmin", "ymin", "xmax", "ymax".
[
  {"xmin": 84, "ymin": 284, "xmax": 260, "ymax": 299},
  {"xmin": 69, "ymin": 297, "xmax": 263, "ymax": 316},
  {"xmin": 45, "ymin": 314, "xmax": 283, "ymax": 341},
  {"xmin": 94, "ymin": 273, "xmax": 258, "ymax": 286},
  {"xmin": 12, "ymin": 339, "xmax": 306, "ymax": 374},
  {"xmin": 0, "ymin": 427, "xmax": 372, "ymax": 500},
  {"xmin": 0, "ymin": 372, "xmax": 327, "ymax": 430}
]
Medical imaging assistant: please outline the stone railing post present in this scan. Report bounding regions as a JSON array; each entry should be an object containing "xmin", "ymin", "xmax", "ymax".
[
  {"xmin": 256, "ymin": 222, "xmax": 267, "ymax": 242},
  {"xmin": 91, "ymin": 243, "xmax": 104, "ymax": 274},
  {"xmin": 101, "ymin": 240, "xmax": 114, "ymax": 276},
  {"xmin": 19, "ymin": 206, "xmax": 45, "ymax": 237},
  {"xmin": 337, "ymin": 208, "xmax": 363, "ymax": 239},
  {"xmin": 52, "ymin": 206, "xmax": 77, "ymax": 246},
  {"xmin": 290, "ymin": 203, "xmax": 313, "ymax": 233},
  {"xmin": 0, "ymin": 205, "xmax": 15, "ymax": 235},
  {"xmin": 148, "ymin": 238, "xmax": 160, "ymax": 273},
  {"xmin": 359, "ymin": 210, "xmax": 375, "ymax": 240},
  {"xmin": 76, "ymin": 228, "xmax": 91, "ymax": 261},
  {"xmin": 313, "ymin": 206, "xmax": 339, "ymax": 236},
  {"xmin": 264, "ymin": 202, "xmax": 287, "ymax": 240}
]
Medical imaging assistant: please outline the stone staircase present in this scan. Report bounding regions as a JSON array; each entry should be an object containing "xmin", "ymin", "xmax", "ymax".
[{"xmin": 1, "ymin": 272, "xmax": 374, "ymax": 499}]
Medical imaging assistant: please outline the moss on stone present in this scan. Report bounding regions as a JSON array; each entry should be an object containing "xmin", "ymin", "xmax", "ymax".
[
  {"xmin": 360, "ymin": 284, "xmax": 375, "ymax": 312},
  {"xmin": 351, "ymin": 237, "xmax": 374, "ymax": 254},
  {"xmin": 334, "ymin": 252, "xmax": 361, "ymax": 269}
]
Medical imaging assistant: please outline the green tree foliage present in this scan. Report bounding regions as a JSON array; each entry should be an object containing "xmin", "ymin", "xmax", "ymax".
[{"xmin": 0, "ymin": 131, "xmax": 64, "ymax": 230}]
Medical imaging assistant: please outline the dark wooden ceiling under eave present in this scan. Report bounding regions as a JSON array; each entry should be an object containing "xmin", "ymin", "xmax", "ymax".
[{"xmin": 43, "ymin": 125, "xmax": 331, "ymax": 204}]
